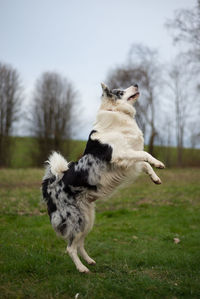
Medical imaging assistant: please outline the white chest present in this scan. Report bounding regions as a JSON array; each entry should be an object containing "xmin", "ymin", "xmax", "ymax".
[{"xmin": 93, "ymin": 112, "xmax": 144, "ymax": 152}]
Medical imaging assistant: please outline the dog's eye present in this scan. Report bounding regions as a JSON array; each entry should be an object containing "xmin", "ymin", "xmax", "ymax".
[
  {"xmin": 112, "ymin": 90, "xmax": 124, "ymax": 98},
  {"xmin": 116, "ymin": 91, "xmax": 124, "ymax": 98},
  {"xmin": 118, "ymin": 91, "xmax": 124, "ymax": 97}
]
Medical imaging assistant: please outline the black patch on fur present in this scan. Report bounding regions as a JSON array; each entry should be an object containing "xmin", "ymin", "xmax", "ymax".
[
  {"xmin": 78, "ymin": 217, "xmax": 82, "ymax": 225},
  {"xmin": 68, "ymin": 235, "xmax": 74, "ymax": 246},
  {"xmin": 49, "ymin": 176, "xmax": 56, "ymax": 184},
  {"xmin": 58, "ymin": 222, "xmax": 67, "ymax": 235},
  {"xmin": 62, "ymin": 184, "xmax": 75, "ymax": 197},
  {"xmin": 55, "ymin": 188, "xmax": 61, "ymax": 199},
  {"xmin": 83, "ymin": 130, "xmax": 113, "ymax": 162},
  {"xmin": 103, "ymin": 87, "xmax": 113, "ymax": 98},
  {"xmin": 62, "ymin": 163, "xmax": 97, "ymax": 194},
  {"xmin": 112, "ymin": 89, "xmax": 124, "ymax": 99},
  {"xmin": 47, "ymin": 197, "xmax": 57, "ymax": 217},
  {"xmin": 57, "ymin": 216, "xmax": 67, "ymax": 235},
  {"xmin": 42, "ymin": 179, "xmax": 49, "ymax": 201},
  {"xmin": 42, "ymin": 178, "xmax": 57, "ymax": 217}
]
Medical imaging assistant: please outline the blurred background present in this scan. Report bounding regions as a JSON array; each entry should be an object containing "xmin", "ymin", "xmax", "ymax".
[
  {"xmin": 0, "ymin": 0, "xmax": 199, "ymax": 168},
  {"xmin": 1, "ymin": 2, "xmax": 200, "ymax": 297}
]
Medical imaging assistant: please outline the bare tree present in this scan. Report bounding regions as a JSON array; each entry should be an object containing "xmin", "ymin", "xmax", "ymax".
[
  {"xmin": 166, "ymin": 0, "xmax": 200, "ymax": 156},
  {"xmin": 0, "ymin": 62, "xmax": 22, "ymax": 166},
  {"xmin": 166, "ymin": 0, "xmax": 200, "ymax": 68},
  {"xmin": 31, "ymin": 72, "xmax": 78, "ymax": 165},
  {"xmin": 167, "ymin": 57, "xmax": 192, "ymax": 166},
  {"xmin": 107, "ymin": 44, "xmax": 162, "ymax": 156},
  {"xmin": 188, "ymin": 122, "xmax": 200, "ymax": 149}
]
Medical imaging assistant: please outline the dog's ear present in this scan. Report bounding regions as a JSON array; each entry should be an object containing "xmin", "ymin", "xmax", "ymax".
[
  {"xmin": 101, "ymin": 83, "xmax": 108, "ymax": 91},
  {"xmin": 101, "ymin": 83, "xmax": 113, "ymax": 98}
]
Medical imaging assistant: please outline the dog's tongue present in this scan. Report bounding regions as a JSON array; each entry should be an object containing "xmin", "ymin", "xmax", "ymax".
[
  {"xmin": 128, "ymin": 92, "xmax": 140, "ymax": 101},
  {"xmin": 129, "ymin": 96, "xmax": 135, "ymax": 100}
]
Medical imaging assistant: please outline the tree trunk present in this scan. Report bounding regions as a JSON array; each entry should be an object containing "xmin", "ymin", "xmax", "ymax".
[{"xmin": 148, "ymin": 130, "xmax": 157, "ymax": 156}]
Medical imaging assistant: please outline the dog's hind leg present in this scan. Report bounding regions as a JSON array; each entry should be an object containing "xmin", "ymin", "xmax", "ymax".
[
  {"xmin": 78, "ymin": 236, "xmax": 96, "ymax": 265},
  {"xmin": 66, "ymin": 233, "xmax": 90, "ymax": 273},
  {"xmin": 140, "ymin": 162, "xmax": 162, "ymax": 184},
  {"xmin": 77, "ymin": 201, "xmax": 96, "ymax": 265}
]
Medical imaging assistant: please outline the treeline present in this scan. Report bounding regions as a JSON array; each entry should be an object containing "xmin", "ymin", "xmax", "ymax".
[
  {"xmin": 0, "ymin": 1, "xmax": 200, "ymax": 167},
  {"xmin": 8, "ymin": 137, "xmax": 200, "ymax": 169},
  {"xmin": 0, "ymin": 66, "xmax": 79, "ymax": 167}
]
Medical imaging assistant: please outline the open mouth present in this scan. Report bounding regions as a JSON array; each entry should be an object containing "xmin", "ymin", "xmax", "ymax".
[{"xmin": 127, "ymin": 92, "xmax": 140, "ymax": 101}]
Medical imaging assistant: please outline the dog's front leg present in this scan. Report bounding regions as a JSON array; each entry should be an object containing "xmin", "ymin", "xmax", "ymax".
[
  {"xmin": 140, "ymin": 162, "xmax": 162, "ymax": 184},
  {"xmin": 112, "ymin": 150, "xmax": 165, "ymax": 169}
]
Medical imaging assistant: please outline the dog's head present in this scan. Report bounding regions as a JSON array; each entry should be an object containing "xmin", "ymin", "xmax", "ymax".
[{"xmin": 100, "ymin": 83, "xmax": 139, "ymax": 113}]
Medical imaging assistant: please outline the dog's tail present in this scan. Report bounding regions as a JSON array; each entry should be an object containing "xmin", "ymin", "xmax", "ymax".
[
  {"xmin": 45, "ymin": 151, "xmax": 69, "ymax": 178},
  {"xmin": 42, "ymin": 152, "xmax": 69, "ymax": 201}
]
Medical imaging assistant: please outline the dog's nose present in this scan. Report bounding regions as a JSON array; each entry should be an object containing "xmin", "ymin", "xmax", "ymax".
[{"xmin": 134, "ymin": 84, "xmax": 138, "ymax": 89}]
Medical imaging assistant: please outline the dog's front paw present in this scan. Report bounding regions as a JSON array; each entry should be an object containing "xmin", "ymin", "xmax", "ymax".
[
  {"xmin": 152, "ymin": 177, "xmax": 162, "ymax": 184},
  {"xmin": 150, "ymin": 173, "xmax": 162, "ymax": 184},
  {"xmin": 154, "ymin": 160, "xmax": 165, "ymax": 169}
]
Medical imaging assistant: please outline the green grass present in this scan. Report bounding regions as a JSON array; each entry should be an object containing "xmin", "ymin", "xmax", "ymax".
[
  {"xmin": 0, "ymin": 168, "xmax": 200, "ymax": 298},
  {"xmin": 9, "ymin": 137, "xmax": 87, "ymax": 168},
  {"xmin": 8, "ymin": 136, "xmax": 200, "ymax": 168}
]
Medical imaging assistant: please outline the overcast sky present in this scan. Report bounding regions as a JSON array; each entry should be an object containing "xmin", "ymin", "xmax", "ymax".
[{"xmin": 0, "ymin": 0, "xmax": 196, "ymax": 139}]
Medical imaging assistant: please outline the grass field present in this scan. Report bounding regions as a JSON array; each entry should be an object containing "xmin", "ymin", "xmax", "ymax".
[
  {"xmin": 0, "ymin": 168, "xmax": 200, "ymax": 298},
  {"xmin": 8, "ymin": 137, "xmax": 200, "ymax": 168},
  {"xmin": 9, "ymin": 137, "xmax": 87, "ymax": 168}
]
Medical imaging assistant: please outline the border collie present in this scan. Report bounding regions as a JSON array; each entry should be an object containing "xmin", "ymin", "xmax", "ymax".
[{"xmin": 42, "ymin": 83, "xmax": 165, "ymax": 273}]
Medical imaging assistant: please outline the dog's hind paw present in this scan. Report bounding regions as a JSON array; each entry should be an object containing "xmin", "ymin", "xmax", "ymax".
[
  {"xmin": 87, "ymin": 258, "xmax": 96, "ymax": 265},
  {"xmin": 78, "ymin": 265, "xmax": 90, "ymax": 273}
]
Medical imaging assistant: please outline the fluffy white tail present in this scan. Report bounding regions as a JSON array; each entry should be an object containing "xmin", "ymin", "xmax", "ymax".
[{"xmin": 46, "ymin": 152, "xmax": 69, "ymax": 178}]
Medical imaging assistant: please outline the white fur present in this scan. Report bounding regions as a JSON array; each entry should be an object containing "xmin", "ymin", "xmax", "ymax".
[
  {"xmin": 93, "ymin": 84, "xmax": 164, "ymax": 189},
  {"xmin": 46, "ymin": 152, "xmax": 69, "ymax": 178}
]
